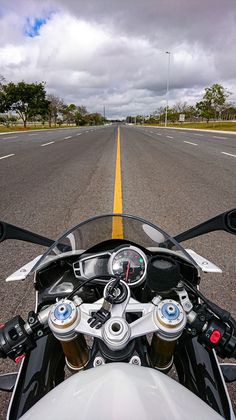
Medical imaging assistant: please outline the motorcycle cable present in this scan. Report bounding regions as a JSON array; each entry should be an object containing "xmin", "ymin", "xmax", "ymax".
[
  {"xmin": 66, "ymin": 274, "xmax": 122, "ymax": 300},
  {"xmin": 182, "ymin": 279, "xmax": 234, "ymax": 326},
  {"xmin": 66, "ymin": 274, "xmax": 118, "ymax": 300}
]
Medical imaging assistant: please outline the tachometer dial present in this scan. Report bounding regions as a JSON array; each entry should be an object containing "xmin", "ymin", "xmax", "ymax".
[{"xmin": 109, "ymin": 246, "xmax": 147, "ymax": 287}]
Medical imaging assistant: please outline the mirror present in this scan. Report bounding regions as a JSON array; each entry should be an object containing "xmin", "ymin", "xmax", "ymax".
[
  {"xmin": 227, "ymin": 209, "xmax": 236, "ymax": 232},
  {"xmin": 0, "ymin": 220, "xmax": 70, "ymax": 252},
  {"xmin": 0, "ymin": 220, "xmax": 54, "ymax": 247},
  {"xmin": 0, "ymin": 222, "xmax": 5, "ymax": 242},
  {"xmin": 173, "ymin": 208, "xmax": 236, "ymax": 245}
]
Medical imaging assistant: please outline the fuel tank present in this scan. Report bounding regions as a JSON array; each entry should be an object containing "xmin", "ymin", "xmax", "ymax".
[{"xmin": 19, "ymin": 363, "xmax": 223, "ymax": 420}]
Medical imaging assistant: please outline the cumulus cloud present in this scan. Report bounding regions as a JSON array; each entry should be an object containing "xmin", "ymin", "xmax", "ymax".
[{"xmin": 0, "ymin": 0, "xmax": 235, "ymax": 118}]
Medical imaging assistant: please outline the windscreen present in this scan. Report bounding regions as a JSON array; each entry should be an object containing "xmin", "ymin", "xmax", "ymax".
[{"xmin": 29, "ymin": 214, "xmax": 197, "ymax": 275}]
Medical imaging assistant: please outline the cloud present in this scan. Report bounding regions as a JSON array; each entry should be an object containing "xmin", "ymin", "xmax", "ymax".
[{"xmin": 0, "ymin": 0, "xmax": 235, "ymax": 118}]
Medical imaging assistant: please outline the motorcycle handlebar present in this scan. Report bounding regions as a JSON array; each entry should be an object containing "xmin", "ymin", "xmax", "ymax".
[
  {"xmin": 0, "ymin": 313, "xmax": 45, "ymax": 362},
  {"xmin": 1, "ymin": 302, "xmax": 236, "ymax": 362}
]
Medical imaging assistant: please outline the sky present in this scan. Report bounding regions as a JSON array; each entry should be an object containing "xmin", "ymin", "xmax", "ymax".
[{"xmin": 0, "ymin": 0, "xmax": 236, "ymax": 119}]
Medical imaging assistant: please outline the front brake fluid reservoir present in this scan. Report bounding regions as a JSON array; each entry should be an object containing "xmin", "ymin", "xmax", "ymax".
[
  {"xmin": 150, "ymin": 299, "xmax": 186, "ymax": 372},
  {"xmin": 48, "ymin": 300, "xmax": 88, "ymax": 371}
]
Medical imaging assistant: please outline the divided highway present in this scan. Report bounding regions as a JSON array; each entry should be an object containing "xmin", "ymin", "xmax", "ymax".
[{"xmin": 0, "ymin": 124, "xmax": 235, "ymax": 416}]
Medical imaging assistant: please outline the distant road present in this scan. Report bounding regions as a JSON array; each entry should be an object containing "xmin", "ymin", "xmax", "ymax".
[
  {"xmin": 0, "ymin": 124, "xmax": 235, "ymax": 416},
  {"xmin": 0, "ymin": 123, "xmax": 235, "ymax": 312}
]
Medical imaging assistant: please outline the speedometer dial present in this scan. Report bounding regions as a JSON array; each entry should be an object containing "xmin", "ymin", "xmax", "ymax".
[{"xmin": 109, "ymin": 246, "xmax": 147, "ymax": 287}]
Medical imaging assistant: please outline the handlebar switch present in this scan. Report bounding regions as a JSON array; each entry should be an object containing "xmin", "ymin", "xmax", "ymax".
[
  {"xmin": 0, "ymin": 316, "xmax": 35, "ymax": 361},
  {"xmin": 209, "ymin": 329, "xmax": 222, "ymax": 344},
  {"xmin": 198, "ymin": 319, "xmax": 226, "ymax": 349}
]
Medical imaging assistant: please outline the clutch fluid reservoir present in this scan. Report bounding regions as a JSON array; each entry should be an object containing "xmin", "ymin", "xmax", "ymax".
[
  {"xmin": 150, "ymin": 299, "xmax": 186, "ymax": 372},
  {"xmin": 48, "ymin": 299, "xmax": 88, "ymax": 371}
]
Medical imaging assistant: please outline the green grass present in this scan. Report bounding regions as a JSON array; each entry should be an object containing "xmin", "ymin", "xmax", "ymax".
[
  {"xmin": 0, "ymin": 124, "xmax": 87, "ymax": 133},
  {"xmin": 147, "ymin": 121, "xmax": 236, "ymax": 131}
]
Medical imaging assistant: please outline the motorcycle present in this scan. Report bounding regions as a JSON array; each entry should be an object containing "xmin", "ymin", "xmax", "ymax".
[{"xmin": 0, "ymin": 210, "xmax": 236, "ymax": 419}]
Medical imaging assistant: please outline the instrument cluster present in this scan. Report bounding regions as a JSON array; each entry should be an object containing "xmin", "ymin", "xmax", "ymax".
[{"xmin": 73, "ymin": 245, "xmax": 148, "ymax": 287}]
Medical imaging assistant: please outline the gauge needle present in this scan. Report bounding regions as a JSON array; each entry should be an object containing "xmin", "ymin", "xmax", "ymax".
[{"xmin": 125, "ymin": 261, "xmax": 130, "ymax": 282}]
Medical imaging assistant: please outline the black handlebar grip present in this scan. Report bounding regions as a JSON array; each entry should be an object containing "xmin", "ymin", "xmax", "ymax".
[{"xmin": 0, "ymin": 323, "xmax": 7, "ymax": 358}]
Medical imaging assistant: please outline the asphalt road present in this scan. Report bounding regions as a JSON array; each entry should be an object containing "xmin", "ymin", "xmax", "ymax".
[{"xmin": 0, "ymin": 124, "xmax": 235, "ymax": 418}]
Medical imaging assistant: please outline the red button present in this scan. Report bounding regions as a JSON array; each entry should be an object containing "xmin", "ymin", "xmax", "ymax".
[
  {"xmin": 210, "ymin": 330, "xmax": 221, "ymax": 344},
  {"xmin": 0, "ymin": 323, "xmax": 5, "ymax": 329},
  {"xmin": 15, "ymin": 353, "xmax": 26, "ymax": 363}
]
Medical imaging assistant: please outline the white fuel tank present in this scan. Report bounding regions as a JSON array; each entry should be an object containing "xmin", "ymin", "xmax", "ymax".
[{"xmin": 19, "ymin": 363, "xmax": 223, "ymax": 420}]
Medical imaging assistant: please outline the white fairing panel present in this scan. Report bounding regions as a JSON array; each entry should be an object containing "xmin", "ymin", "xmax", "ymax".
[{"xmin": 19, "ymin": 363, "xmax": 224, "ymax": 420}]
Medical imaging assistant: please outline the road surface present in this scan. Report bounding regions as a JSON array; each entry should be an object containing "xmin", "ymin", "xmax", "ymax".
[{"xmin": 0, "ymin": 124, "xmax": 235, "ymax": 417}]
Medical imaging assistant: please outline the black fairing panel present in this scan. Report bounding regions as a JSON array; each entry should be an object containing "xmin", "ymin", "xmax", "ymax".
[
  {"xmin": 175, "ymin": 337, "xmax": 232, "ymax": 419},
  {"xmin": 8, "ymin": 334, "xmax": 65, "ymax": 420}
]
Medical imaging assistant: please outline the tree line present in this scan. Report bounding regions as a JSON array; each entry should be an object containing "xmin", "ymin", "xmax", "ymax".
[
  {"xmin": 0, "ymin": 77, "xmax": 106, "ymax": 128},
  {"xmin": 126, "ymin": 84, "xmax": 236, "ymax": 124}
]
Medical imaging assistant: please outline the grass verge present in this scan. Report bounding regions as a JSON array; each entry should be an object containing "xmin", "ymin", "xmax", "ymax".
[
  {"xmin": 0, "ymin": 125, "xmax": 89, "ymax": 133},
  {"xmin": 146, "ymin": 122, "xmax": 236, "ymax": 131}
]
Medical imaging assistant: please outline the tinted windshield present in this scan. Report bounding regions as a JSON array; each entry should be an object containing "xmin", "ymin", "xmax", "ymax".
[{"xmin": 29, "ymin": 214, "xmax": 197, "ymax": 274}]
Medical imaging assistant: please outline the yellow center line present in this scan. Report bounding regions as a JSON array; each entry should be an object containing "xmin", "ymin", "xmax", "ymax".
[{"xmin": 112, "ymin": 126, "xmax": 124, "ymax": 239}]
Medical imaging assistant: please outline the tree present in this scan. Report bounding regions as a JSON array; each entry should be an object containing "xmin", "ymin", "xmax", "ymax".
[
  {"xmin": 153, "ymin": 107, "xmax": 166, "ymax": 123},
  {"xmin": 74, "ymin": 106, "xmax": 88, "ymax": 126},
  {"xmin": 197, "ymin": 84, "xmax": 231, "ymax": 121},
  {"xmin": 196, "ymin": 100, "xmax": 214, "ymax": 122},
  {"xmin": 61, "ymin": 103, "xmax": 77, "ymax": 125},
  {"xmin": 184, "ymin": 105, "xmax": 198, "ymax": 121},
  {"xmin": 85, "ymin": 112, "xmax": 105, "ymax": 125},
  {"xmin": 0, "ymin": 76, "xmax": 7, "ymax": 114},
  {"xmin": 125, "ymin": 116, "xmax": 134, "ymax": 123},
  {"xmin": 0, "ymin": 75, "xmax": 6, "ymax": 90},
  {"xmin": 47, "ymin": 94, "xmax": 64, "ymax": 127},
  {"xmin": 173, "ymin": 101, "xmax": 188, "ymax": 114},
  {"xmin": 0, "ymin": 114, "xmax": 17, "ymax": 127},
  {"xmin": 0, "ymin": 81, "xmax": 49, "ymax": 128},
  {"xmin": 77, "ymin": 106, "xmax": 88, "ymax": 116},
  {"xmin": 221, "ymin": 103, "xmax": 236, "ymax": 120}
]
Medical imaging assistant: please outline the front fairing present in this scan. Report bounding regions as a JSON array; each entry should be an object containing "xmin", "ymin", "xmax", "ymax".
[
  {"xmin": 19, "ymin": 363, "xmax": 223, "ymax": 420},
  {"xmin": 8, "ymin": 338, "xmax": 232, "ymax": 420}
]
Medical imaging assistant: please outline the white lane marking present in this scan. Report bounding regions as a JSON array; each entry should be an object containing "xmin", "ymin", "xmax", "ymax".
[
  {"xmin": 64, "ymin": 136, "xmax": 72, "ymax": 139},
  {"xmin": 193, "ymin": 133, "xmax": 204, "ymax": 137},
  {"xmin": 0, "ymin": 153, "xmax": 15, "ymax": 160},
  {"xmin": 166, "ymin": 136, "xmax": 174, "ymax": 139},
  {"xmin": 41, "ymin": 141, "xmax": 55, "ymax": 147},
  {"xmin": 150, "ymin": 131, "xmax": 154, "ymax": 133},
  {"xmin": 184, "ymin": 141, "xmax": 198, "ymax": 146},
  {"xmin": 221, "ymin": 152, "xmax": 236, "ymax": 158},
  {"xmin": 2, "ymin": 136, "xmax": 18, "ymax": 139},
  {"xmin": 213, "ymin": 136, "xmax": 228, "ymax": 140},
  {"xmin": 76, "ymin": 133, "xmax": 82, "ymax": 136},
  {"xmin": 28, "ymin": 133, "xmax": 38, "ymax": 136},
  {"xmin": 156, "ymin": 133, "xmax": 162, "ymax": 136}
]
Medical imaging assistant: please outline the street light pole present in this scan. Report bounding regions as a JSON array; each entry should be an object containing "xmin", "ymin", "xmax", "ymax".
[{"xmin": 165, "ymin": 51, "xmax": 171, "ymax": 128}]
